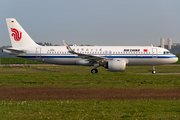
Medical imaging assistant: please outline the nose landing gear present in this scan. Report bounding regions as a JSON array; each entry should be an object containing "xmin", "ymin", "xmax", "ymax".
[{"xmin": 152, "ymin": 65, "xmax": 156, "ymax": 74}]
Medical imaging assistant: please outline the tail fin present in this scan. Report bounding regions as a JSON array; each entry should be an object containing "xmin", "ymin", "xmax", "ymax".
[{"xmin": 6, "ymin": 18, "xmax": 39, "ymax": 48}]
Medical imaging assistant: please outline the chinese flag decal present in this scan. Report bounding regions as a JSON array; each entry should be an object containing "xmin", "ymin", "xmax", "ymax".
[{"xmin": 143, "ymin": 49, "xmax": 148, "ymax": 52}]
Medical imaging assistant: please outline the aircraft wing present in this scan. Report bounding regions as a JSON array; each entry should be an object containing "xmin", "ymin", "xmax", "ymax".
[{"xmin": 63, "ymin": 40, "xmax": 108, "ymax": 61}]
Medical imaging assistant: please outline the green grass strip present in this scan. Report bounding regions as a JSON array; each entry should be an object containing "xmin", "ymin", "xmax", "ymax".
[{"xmin": 0, "ymin": 99, "xmax": 180, "ymax": 119}]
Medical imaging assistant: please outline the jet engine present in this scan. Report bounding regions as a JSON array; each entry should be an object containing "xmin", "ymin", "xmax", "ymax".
[{"xmin": 104, "ymin": 58, "xmax": 127, "ymax": 72}]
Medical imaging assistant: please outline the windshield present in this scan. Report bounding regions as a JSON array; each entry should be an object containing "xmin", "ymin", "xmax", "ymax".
[{"xmin": 163, "ymin": 51, "xmax": 171, "ymax": 54}]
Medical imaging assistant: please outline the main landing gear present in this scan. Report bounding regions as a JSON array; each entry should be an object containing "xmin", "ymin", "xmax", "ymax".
[
  {"xmin": 91, "ymin": 64, "xmax": 99, "ymax": 74},
  {"xmin": 91, "ymin": 69, "xmax": 98, "ymax": 74},
  {"xmin": 152, "ymin": 65, "xmax": 156, "ymax": 74}
]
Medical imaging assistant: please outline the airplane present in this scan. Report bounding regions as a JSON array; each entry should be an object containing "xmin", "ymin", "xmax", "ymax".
[{"xmin": 2, "ymin": 18, "xmax": 178, "ymax": 74}]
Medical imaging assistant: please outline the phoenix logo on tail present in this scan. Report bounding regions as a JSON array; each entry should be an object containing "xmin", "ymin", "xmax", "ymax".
[{"xmin": 11, "ymin": 28, "xmax": 22, "ymax": 41}]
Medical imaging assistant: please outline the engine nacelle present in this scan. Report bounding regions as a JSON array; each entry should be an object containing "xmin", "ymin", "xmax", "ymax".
[{"xmin": 105, "ymin": 58, "xmax": 126, "ymax": 72}]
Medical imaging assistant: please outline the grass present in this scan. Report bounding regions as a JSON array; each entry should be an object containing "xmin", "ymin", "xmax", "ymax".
[
  {"xmin": 0, "ymin": 58, "xmax": 44, "ymax": 64},
  {"xmin": 0, "ymin": 99, "xmax": 180, "ymax": 119},
  {"xmin": 0, "ymin": 65, "xmax": 180, "ymax": 119},
  {"xmin": 0, "ymin": 65, "xmax": 180, "ymax": 89}
]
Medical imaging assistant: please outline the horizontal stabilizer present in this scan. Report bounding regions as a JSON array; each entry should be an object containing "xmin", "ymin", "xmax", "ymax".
[{"xmin": 3, "ymin": 48, "xmax": 26, "ymax": 54}]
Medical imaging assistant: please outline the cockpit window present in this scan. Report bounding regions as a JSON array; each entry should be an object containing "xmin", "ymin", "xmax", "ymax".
[{"xmin": 163, "ymin": 51, "xmax": 171, "ymax": 54}]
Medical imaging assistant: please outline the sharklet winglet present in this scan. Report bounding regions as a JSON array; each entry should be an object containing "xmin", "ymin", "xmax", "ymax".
[{"xmin": 62, "ymin": 40, "xmax": 74, "ymax": 53}]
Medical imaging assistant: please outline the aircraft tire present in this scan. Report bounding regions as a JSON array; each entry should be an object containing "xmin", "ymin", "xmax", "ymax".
[
  {"xmin": 152, "ymin": 70, "xmax": 156, "ymax": 74},
  {"xmin": 91, "ymin": 69, "xmax": 98, "ymax": 74}
]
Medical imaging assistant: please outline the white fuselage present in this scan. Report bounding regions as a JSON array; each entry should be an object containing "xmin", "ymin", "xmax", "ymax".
[{"xmin": 15, "ymin": 45, "xmax": 178, "ymax": 66}]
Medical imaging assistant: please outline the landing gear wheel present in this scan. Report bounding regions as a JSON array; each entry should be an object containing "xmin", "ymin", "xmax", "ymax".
[
  {"xmin": 152, "ymin": 65, "xmax": 156, "ymax": 74},
  {"xmin": 91, "ymin": 69, "xmax": 98, "ymax": 74},
  {"xmin": 152, "ymin": 70, "xmax": 156, "ymax": 74}
]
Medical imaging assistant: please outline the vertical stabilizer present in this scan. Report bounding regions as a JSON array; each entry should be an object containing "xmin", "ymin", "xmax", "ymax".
[{"xmin": 6, "ymin": 18, "xmax": 39, "ymax": 48}]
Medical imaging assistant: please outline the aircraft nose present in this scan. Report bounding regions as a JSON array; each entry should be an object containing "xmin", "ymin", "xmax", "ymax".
[
  {"xmin": 174, "ymin": 56, "xmax": 178, "ymax": 63},
  {"xmin": 175, "ymin": 57, "xmax": 178, "ymax": 62}
]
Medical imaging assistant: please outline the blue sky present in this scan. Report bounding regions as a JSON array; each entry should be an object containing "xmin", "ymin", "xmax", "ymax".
[{"xmin": 0, "ymin": 0, "xmax": 180, "ymax": 46}]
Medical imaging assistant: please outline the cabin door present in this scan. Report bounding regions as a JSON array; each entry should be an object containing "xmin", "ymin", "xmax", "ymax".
[
  {"xmin": 152, "ymin": 48, "xmax": 157, "ymax": 58},
  {"xmin": 105, "ymin": 51, "xmax": 107, "ymax": 56},
  {"xmin": 109, "ymin": 51, "xmax": 112, "ymax": 56},
  {"xmin": 36, "ymin": 47, "xmax": 41, "ymax": 58}
]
